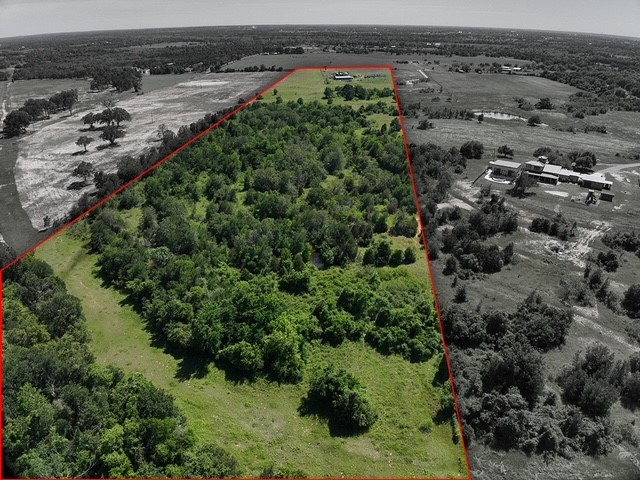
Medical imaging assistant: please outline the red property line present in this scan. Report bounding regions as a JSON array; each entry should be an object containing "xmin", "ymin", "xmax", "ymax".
[{"xmin": 0, "ymin": 65, "xmax": 472, "ymax": 480}]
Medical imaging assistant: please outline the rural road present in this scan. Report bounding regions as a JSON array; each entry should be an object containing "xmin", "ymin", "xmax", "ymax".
[{"xmin": 597, "ymin": 162, "xmax": 640, "ymax": 174}]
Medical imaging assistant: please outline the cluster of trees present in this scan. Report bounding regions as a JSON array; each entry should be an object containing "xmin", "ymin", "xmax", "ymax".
[
  {"xmin": 530, "ymin": 213, "xmax": 577, "ymax": 240},
  {"xmin": 80, "ymin": 105, "xmax": 131, "ymax": 147},
  {"xmin": 66, "ymin": 107, "xmax": 237, "ymax": 223},
  {"xmin": 459, "ymin": 141, "xmax": 484, "ymax": 159},
  {"xmin": 363, "ymin": 240, "xmax": 416, "ymax": 268},
  {"xmin": 80, "ymin": 100, "xmax": 441, "ymax": 386},
  {"xmin": 301, "ymin": 365, "xmax": 378, "ymax": 433},
  {"xmin": 558, "ymin": 344, "xmax": 640, "ymax": 416},
  {"xmin": 3, "ymin": 89, "xmax": 78, "ymax": 137},
  {"xmin": 603, "ymin": 230, "xmax": 640, "ymax": 256},
  {"xmin": 497, "ymin": 145, "xmax": 514, "ymax": 158},
  {"xmin": 3, "ymin": 256, "xmax": 239, "ymax": 478},
  {"xmin": 329, "ymin": 84, "xmax": 394, "ymax": 102},
  {"xmin": 434, "ymin": 194, "xmax": 518, "ymax": 277},
  {"xmin": 89, "ymin": 67, "xmax": 142, "ymax": 92},
  {"xmin": 442, "ymin": 294, "xmax": 633, "ymax": 456},
  {"xmin": 218, "ymin": 65, "xmax": 285, "ymax": 74},
  {"xmin": 419, "ymin": 106, "xmax": 476, "ymax": 121},
  {"xmin": 535, "ymin": 97, "xmax": 554, "ymax": 110}
]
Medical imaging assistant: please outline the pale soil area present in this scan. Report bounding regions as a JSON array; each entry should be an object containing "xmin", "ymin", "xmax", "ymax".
[{"xmin": 13, "ymin": 71, "xmax": 280, "ymax": 229}]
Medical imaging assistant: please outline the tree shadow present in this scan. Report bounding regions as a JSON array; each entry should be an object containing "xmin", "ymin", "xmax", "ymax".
[
  {"xmin": 71, "ymin": 150, "xmax": 88, "ymax": 156},
  {"xmin": 96, "ymin": 143, "xmax": 120, "ymax": 151},
  {"xmin": 298, "ymin": 395, "xmax": 367, "ymax": 438},
  {"xmin": 434, "ymin": 404, "xmax": 455, "ymax": 425},
  {"xmin": 66, "ymin": 181, "xmax": 88, "ymax": 190},
  {"xmin": 620, "ymin": 397, "xmax": 639, "ymax": 412},
  {"xmin": 431, "ymin": 353, "xmax": 451, "ymax": 387},
  {"xmin": 506, "ymin": 188, "xmax": 537, "ymax": 198}
]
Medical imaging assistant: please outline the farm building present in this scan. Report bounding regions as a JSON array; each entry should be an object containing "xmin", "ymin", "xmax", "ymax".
[
  {"xmin": 489, "ymin": 160, "xmax": 521, "ymax": 178},
  {"xmin": 334, "ymin": 72, "xmax": 353, "ymax": 80},
  {"xmin": 579, "ymin": 173, "xmax": 613, "ymax": 191},
  {"xmin": 600, "ymin": 191, "xmax": 615, "ymax": 202}
]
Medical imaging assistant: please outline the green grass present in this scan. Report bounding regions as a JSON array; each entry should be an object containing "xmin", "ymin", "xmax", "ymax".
[{"xmin": 35, "ymin": 233, "xmax": 467, "ymax": 478}]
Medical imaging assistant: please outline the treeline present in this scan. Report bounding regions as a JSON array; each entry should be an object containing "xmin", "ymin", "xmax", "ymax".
[
  {"xmin": 4, "ymin": 26, "xmax": 640, "ymax": 114},
  {"xmin": 3, "ymin": 256, "xmax": 239, "ymax": 478},
  {"xmin": 219, "ymin": 65, "xmax": 285, "ymax": 74},
  {"xmin": 329, "ymin": 84, "xmax": 394, "ymax": 102},
  {"xmin": 530, "ymin": 213, "xmax": 577, "ymax": 240},
  {"xmin": 90, "ymin": 66, "xmax": 142, "ymax": 92},
  {"xmin": 2, "ymin": 89, "xmax": 77, "ymax": 137},
  {"xmin": 79, "ymin": 100, "xmax": 441, "ymax": 390}
]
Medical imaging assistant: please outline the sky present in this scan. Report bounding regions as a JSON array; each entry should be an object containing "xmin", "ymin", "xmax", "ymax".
[{"xmin": 1, "ymin": 0, "xmax": 639, "ymax": 40}]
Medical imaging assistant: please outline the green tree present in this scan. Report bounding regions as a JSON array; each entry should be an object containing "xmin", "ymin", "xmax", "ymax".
[
  {"xmin": 111, "ymin": 107, "xmax": 131, "ymax": 127},
  {"xmin": 403, "ymin": 247, "xmax": 417, "ymax": 264},
  {"xmin": 497, "ymin": 145, "xmax": 514, "ymax": 158},
  {"xmin": 460, "ymin": 141, "xmax": 484, "ymax": 159},
  {"xmin": 535, "ymin": 97, "xmax": 554, "ymax": 110},
  {"xmin": 76, "ymin": 135, "xmax": 94, "ymax": 152},
  {"xmin": 100, "ymin": 125, "xmax": 124, "ymax": 145},
  {"xmin": 511, "ymin": 172, "xmax": 537, "ymax": 196},
  {"xmin": 623, "ymin": 284, "xmax": 640, "ymax": 318},
  {"xmin": 3, "ymin": 110, "xmax": 31, "ymax": 137},
  {"xmin": 528, "ymin": 115, "xmax": 542, "ymax": 126}
]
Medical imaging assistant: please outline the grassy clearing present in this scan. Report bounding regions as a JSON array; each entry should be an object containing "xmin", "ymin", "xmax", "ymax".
[
  {"xmin": 261, "ymin": 69, "xmax": 396, "ymax": 109},
  {"xmin": 35, "ymin": 231, "xmax": 467, "ymax": 478}
]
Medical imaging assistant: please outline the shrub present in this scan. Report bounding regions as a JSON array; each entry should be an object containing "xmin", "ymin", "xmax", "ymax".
[{"xmin": 304, "ymin": 365, "xmax": 378, "ymax": 432}]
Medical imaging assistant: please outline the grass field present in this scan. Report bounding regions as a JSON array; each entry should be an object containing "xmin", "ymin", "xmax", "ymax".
[{"xmin": 34, "ymin": 231, "xmax": 466, "ymax": 478}]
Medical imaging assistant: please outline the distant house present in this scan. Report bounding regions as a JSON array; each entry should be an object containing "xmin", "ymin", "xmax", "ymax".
[
  {"xmin": 489, "ymin": 160, "xmax": 521, "ymax": 178},
  {"xmin": 579, "ymin": 173, "xmax": 613, "ymax": 191},
  {"xmin": 334, "ymin": 72, "xmax": 353, "ymax": 81}
]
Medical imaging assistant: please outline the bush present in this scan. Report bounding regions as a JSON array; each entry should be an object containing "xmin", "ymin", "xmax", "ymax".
[
  {"xmin": 216, "ymin": 341, "xmax": 264, "ymax": 376},
  {"xmin": 304, "ymin": 365, "xmax": 377, "ymax": 432},
  {"xmin": 622, "ymin": 284, "xmax": 640, "ymax": 318},
  {"xmin": 528, "ymin": 115, "xmax": 542, "ymax": 126},
  {"xmin": 403, "ymin": 247, "xmax": 417, "ymax": 264},
  {"xmin": 389, "ymin": 249, "xmax": 403, "ymax": 267}
]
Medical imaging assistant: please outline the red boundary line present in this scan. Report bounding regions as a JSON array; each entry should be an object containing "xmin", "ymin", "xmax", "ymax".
[{"xmin": 0, "ymin": 65, "xmax": 472, "ymax": 480}]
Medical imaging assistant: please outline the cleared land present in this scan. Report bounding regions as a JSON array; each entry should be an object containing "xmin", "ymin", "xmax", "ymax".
[
  {"xmin": 0, "ymin": 71, "xmax": 281, "ymax": 259},
  {"xmin": 13, "ymin": 71, "xmax": 280, "ymax": 230}
]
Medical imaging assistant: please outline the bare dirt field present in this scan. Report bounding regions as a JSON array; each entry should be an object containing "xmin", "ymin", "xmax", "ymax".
[{"xmin": 0, "ymin": 71, "xmax": 281, "ymax": 251}]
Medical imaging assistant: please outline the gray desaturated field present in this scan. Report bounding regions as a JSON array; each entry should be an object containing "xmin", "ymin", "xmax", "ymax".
[{"xmin": 0, "ymin": 71, "xmax": 281, "ymax": 257}]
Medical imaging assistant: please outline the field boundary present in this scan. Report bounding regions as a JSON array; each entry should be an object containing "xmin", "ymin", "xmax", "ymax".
[{"xmin": 0, "ymin": 65, "xmax": 472, "ymax": 480}]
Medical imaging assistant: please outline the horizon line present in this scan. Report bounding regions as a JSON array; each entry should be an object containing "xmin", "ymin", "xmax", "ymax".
[{"xmin": 1, "ymin": 23, "xmax": 639, "ymax": 43}]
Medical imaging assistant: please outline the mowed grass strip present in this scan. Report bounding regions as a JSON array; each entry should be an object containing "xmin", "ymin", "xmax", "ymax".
[{"xmin": 36, "ymin": 232, "xmax": 466, "ymax": 478}]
